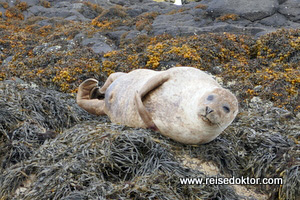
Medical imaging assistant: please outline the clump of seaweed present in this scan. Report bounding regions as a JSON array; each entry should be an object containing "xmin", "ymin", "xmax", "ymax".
[
  {"xmin": 0, "ymin": 81, "xmax": 103, "ymax": 170},
  {"xmin": 0, "ymin": 121, "xmax": 240, "ymax": 200},
  {"xmin": 91, "ymin": 5, "xmax": 128, "ymax": 31},
  {"xmin": 39, "ymin": 0, "xmax": 51, "ymax": 8},
  {"xmin": 135, "ymin": 11, "xmax": 159, "ymax": 32},
  {"xmin": 5, "ymin": 7, "xmax": 24, "ymax": 20}
]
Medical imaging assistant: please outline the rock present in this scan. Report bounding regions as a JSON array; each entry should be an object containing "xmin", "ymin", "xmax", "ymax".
[
  {"xmin": 278, "ymin": 0, "xmax": 288, "ymax": 4},
  {"xmin": 296, "ymin": 112, "xmax": 300, "ymax": 119},
  {"xmin": 126, "ymin": 8, "xmax": 145, "ymax": 18},
  {"xmin": 278, "ymin": 0, "xmax": 300, "ymax": 22},
  {"xmin": 76, "ymin": 3, "xmax": 102, "ymax": 19},
  {"xmin": 32, "ymin": 43, "xmax": 49, "ymax": 55},
  {"xmin": 207, "ymin": 0, "xmax": 279, "ymax": 21},
  {"xmin": 128, "ymin": 1, "xmax": 178, "ymax": 15},
  {"xmin": 110, "ymin": 0, "xmax": 153, "ymax": 6},
  {"xmin": 75, "ymin": 33, "xmax": 114, "ymax": 54},
  {"xmin": 1, "ymin": 56, "xmax": 13, "ymax": 66},
  {"xmin": 105, "ymin": 30, "xmax": 128, "ymax": 46},
  {"xmin": 211, "ymin": 66, "xmax": 223, "ymax": 74},
  {"xmin": 259, "ymin": 13, "xmax": 288, "ymax": 27},
  {"xmin": 152, "ymin": 12, "xmax": 202, "ymax": 36},
  {"xmin": 15, "ymin": 0, "xmax": 42, "ymax": 7},
  {"xmin": 125, "ymin": 30, "xmax": 142, "ymax": 40},
  {"xmin": 45, "ymin": 45, "xmax": 62, "ymax": 53},
  {"xmin": 199, "ymin": 24, "xmax": 273, "ymax": 36},
  {"xmin": 27, "ymin": 5, "xmax": 88, "ymax": 21},
  {"xmin": 254, "ymin": 85, "xmax": 263, "ymax": 93}
]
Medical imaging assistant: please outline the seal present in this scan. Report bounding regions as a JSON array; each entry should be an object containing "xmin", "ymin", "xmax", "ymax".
[{"xmin": 77, "ymin": 67, "xmax": 238, "ymax": 144}]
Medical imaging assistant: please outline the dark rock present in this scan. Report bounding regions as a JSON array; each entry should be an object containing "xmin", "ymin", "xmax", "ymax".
[
  {"xmin": 278, "ymin": 0, "xmax": 300, "ymax": 22},
  {"xmin": 207, "ymin": 0, "xmax": 279, "ymax": 21},
  {"xmin": 128, "ymin": 1, "xmax": 177, "ymax": 15},
  {"xmin": 195, "ymin": 24, "xmax": 274, "ymax": 36},
  {"xmin": 53, "ymin": 1, "xmax": 73, "ymax": 8},
  {"xmin": 45, "ymin": 45, "xmax": 62, "ymax": 53},
  {"xmin": 32, "ymin": 43, "xmax": 49, "ymax": 55},
  {"xmin": 211, "ymin": 66, "xmax": 223, "ymax": 75},
  {"xmin": 260, "ymin": 13, "xmax": 288, "ymax": 27},
  {"xmin": 35, "ymin": 19, "xmax": 52, "ymax": 26},
  {"xmin": 2, "ymin": 0, "xmax": 38, "ymax": 7},
  {"xmin": 76, "ymin": 33, "xmax": 114, "ymax": 54},
  {"xmin": 109, "ymin": 0, "xmax": 127, "ymax": 6},
  {"xmin": 278, "ymin": 0, "xmax": 288, "ymax": 4},
  {"xmin": 27, "ymin": 5, "xmax": 88, "ymax": 21},
  {"xmin": 105, "ymin": 31, "xmax": 128, "ymax": 46},
  {"xmin": 76, "ymin": 3, "xmax": 102, "ymax": 19},
  {"xmin": 0, "ymin": 7, "xmax": 5, "ymax": 16},
  {"xmin": 1, "ymin": 56, "xmax": 13, "ymax": 66},
  {"xmin": 126, "ymin": 8, "xmax": 145, "ymax": 18},
  {"xmin": 152, "ymin": 13, "xmax": 202, "ymax": 36},
  {"xmin": 125, "ymin": 30, "xmax": 142, "ymax": 40},
  {"xmin": 153, "ymin": 13, "xmax": 196, "ymax": 26},
  {"xmin": 254, "ymin": 85, "xmax": 263, "ymax": 93},
  {"xmin": 116, "ymin": 26, "xmax": 132, "ymax": 31}
]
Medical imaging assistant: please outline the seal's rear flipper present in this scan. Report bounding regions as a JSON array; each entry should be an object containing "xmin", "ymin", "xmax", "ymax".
[
  {"xmin": 135, "ymin": 72, "xmax": 170, "ymax": 131},
  {"xmin": 99, "ymin": 72, "xmax": 126, "ymax": 93},
  {"xmin": 90, "ymin": 86, "xmax": 104, "ymax": 100},
  {"xmin": 77, "ymin": 78, "xmax": 106, "ymax": 115}
]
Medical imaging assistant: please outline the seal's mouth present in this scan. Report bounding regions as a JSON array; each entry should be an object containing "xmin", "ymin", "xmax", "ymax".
[{"xmin": 200, "ymin": 115, "xmax": 215, "ymax": 125}]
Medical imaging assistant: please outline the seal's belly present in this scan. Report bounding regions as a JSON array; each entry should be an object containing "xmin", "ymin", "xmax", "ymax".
[{"xmin": 105, "ymin": 69, "xmax": 159, "ymax": 127}]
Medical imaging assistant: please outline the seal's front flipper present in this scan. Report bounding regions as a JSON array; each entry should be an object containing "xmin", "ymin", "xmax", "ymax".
[
  {"xmin": 135, "ymin": 72, "xmax": 170, "ymax": 131},
  {"xmin": 77, "ymin": 78, "xmax": 106, "ymax": 115}
]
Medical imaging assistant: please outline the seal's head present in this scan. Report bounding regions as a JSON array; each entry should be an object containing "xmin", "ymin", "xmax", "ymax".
[{"xmin": 198, "ymin": 88, "xmax": 238, "ymax": 129}]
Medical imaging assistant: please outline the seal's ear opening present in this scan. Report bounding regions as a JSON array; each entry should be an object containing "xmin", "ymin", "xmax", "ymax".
[{"xmin": 77, "ymin": 78, "xmax": 106, "ymax": 116}]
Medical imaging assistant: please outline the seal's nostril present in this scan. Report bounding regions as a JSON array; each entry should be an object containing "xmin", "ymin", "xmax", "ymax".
[{"xmin": 206, "ymin": 106, "xmax": 214, "ymax": 114}]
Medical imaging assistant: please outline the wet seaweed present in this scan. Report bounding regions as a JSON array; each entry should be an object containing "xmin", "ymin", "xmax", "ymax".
[
  {"xmin": 0, "ymin": 81, "xmax": 103, "ymax": 170},
  {"xmin": 0, "ymin": 122, "xmax": 240, "ymax": 200}
]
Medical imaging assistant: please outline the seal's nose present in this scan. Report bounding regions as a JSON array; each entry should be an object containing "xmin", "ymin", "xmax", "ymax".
[{"xmin": 206, "ymin": 106, "xmax": 214, "ymax": 115}]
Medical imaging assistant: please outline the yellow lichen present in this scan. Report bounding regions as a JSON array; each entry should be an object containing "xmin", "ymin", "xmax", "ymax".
[
  {"xmin": 194, "ymin": 4, "xmax": 208, "ymax": 9},
  {"xmin": 40, "ymin": 0, "xmax": 51, "ymax": 8},
  {"xmin": 217, "ymin": 14, "xmax": 239, "ymax": 21},
  {"xmin": 16, "ymin": 2, "xmax": 28, "ymax": 11}
]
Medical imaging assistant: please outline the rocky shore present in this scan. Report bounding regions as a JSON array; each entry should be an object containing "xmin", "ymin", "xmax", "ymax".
[{"xmin": 0, "ymin": 0, "xmax": 299, "ymax": 199}]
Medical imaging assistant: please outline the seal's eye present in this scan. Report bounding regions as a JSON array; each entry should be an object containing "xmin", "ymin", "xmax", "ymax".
[
  {"xmin": 223, "ymin": 105, "xmax": 230, "ymax": 113},
  {"xmin": 207, "ymin": 95, "xmax": 214, "ymax": 101}
]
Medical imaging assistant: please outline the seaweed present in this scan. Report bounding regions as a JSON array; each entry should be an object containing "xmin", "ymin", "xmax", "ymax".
[
  {"xmin": 0, "ymin": 81, "xmax": 103, "ymax": 170},
  {"xmin": 0, "ymin": 121, "xmax": 241, "ymax": 199}
]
